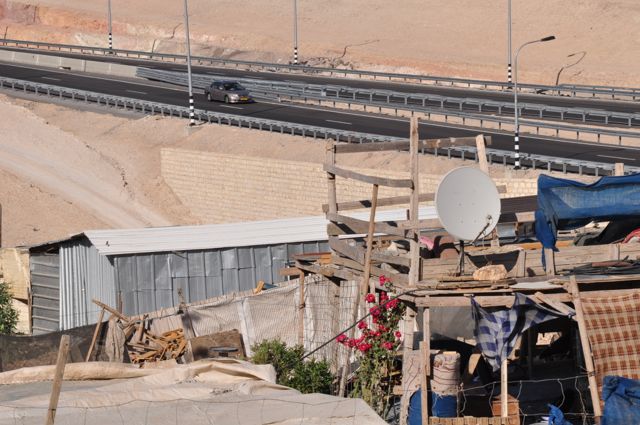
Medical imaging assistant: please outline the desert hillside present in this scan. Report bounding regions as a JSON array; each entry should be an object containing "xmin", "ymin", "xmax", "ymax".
[{"xmin": 0, "ymin": 0, "xmax": 638, "ymax": 86}]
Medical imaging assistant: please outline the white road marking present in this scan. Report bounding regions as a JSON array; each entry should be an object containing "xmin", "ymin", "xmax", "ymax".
[
  {"xmin": 125, "ymin": 89, "xmax": 147, "ymax": 95},
  {"xmin": 326, "ymin": 119, "xmax": 352, "ymax": 125},
  {"xmin": 219, "ymin": 105, "xmax": 243, "ymax": 110},
  {"xmin": 597, "ymin": 154, "xmax": 636, "ymax": 161},
  {"xmin": 41, "ymin": 76, "xmax": 60, "ymax": 81}
]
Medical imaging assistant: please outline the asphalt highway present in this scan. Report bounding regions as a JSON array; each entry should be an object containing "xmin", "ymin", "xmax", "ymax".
[
  {"xmin": 2, "ymin": 46, "xmax": 639, "ymax": 116},
  {"xmin": 1, "ymin": 61, "xmax": 640, "ymax": 170}
]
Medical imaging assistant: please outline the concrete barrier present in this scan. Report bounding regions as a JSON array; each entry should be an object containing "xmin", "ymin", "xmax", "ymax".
[{"xmin": 0, "ymin": 49, "xmax": 138, "ymax": 78}]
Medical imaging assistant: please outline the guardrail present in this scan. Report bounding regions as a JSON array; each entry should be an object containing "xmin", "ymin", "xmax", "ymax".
[
  {"xmin": 136, "ymin": 68, "xmax": 640, "ymax": 129},
  {"xmin": 2, "ymin": 38, "xmax": 640, "ymax": 102},
  {"xmin": 136, "ymin": 67, "xmax": 640, "ymax": 146},
  {"xmin": 0, "ymin": 75, "xmax": 635, "ymax": 176}
]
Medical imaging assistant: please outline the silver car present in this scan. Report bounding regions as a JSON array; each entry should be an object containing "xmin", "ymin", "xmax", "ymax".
[{"xmin": 205, "ymin": 80, "xmax": 253, "ymax": 103}]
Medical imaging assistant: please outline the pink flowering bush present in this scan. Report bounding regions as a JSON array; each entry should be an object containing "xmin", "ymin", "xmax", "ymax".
[{"xmin": 335, "ymin": 275, "xmax": 405, "ymax": 416}]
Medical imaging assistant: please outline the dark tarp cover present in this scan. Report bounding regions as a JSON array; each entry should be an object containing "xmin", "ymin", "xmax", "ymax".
[{"xmin": 535, "ymin": 173, "xmax": 640, "ymax": 251}]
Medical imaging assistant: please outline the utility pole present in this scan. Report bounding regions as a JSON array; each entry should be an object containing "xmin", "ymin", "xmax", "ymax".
[
  {"xmin": 183, "ymin": 0, "xmax": 195, "ymax": 126},
  {"xmin": 107, "ymin": 0, "xmax": 113, "ymax": 50},
  {"xmin": 293, "ymin": 0, "xmax": 299, "ymax": 65},
  {"xmin": 507, "ymin": 0, "xmax": 512, "ymax": 84}
]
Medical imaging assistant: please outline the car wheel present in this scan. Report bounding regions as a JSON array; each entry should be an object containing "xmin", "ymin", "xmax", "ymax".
[
  {"xmin": 224, "ymin": 95, "xmax": 230, "ymax": 104},
  {"xmin": 207, "ymin": 92, "xmax": 212, "ymax": 102}
]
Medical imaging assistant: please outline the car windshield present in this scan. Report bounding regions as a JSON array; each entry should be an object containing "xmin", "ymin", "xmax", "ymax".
[{"xmin": 222, "ymin": 82, "xmax": 244, "ymax": 91}]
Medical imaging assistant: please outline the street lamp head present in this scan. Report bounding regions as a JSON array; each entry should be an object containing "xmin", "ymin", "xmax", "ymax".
[{"xmin": 540, "ymin": 35, "xmax": 556, "ymax": 42}]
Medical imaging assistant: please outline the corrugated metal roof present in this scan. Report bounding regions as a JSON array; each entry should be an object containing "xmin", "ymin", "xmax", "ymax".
[{"xmin": 83, "ymin": 207, "xmax": 438, "ymax": 256}]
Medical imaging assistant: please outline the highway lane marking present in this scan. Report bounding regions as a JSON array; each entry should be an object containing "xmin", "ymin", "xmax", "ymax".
[
  {"xmin": 41, "ymin": 76, "xmax": 61, "ymax": 81},
  {"xmin": 5, "ymin": 63, "xmax": 640, "ymax": 156},
  {"xmin": 126, "ymin": 89, "xmax": 147, "ymax": 95},
  {"xmin": 597, "ymin": 154, "xmax": 636, "ymax": 161},
  {"xmin": 219, "ymin": 105, "xmax": 243, "ymax": 110},
  {"xmin": 326, "ymin": 119, "xmax": 352, "ymax": 125}
]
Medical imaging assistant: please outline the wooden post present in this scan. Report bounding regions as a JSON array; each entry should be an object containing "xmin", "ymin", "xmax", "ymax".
[
  {"xmin": 409, "ymin": 117, "xmax": 420, "ymax": 287},
  {"xmin": 476, "ymin": 134, "xmax": 489, "ymax": 173},
  {"xmin": 298, "ymin": 271, "xmax": 305, "ymax": 346},
  {"xmin": 544, "ymin": 248, "xmax": 556, "ymax": 276},
  {"xmin": 420, "ymin": 305, "xmax": 431, "ymax": 425},
  {"xmin": 338, "ymin": 290, "xmax": 360, "ymax": 397},
  {"xmin": 85, "ymin": 307, "xmax": 105, "ymax": 362},
  {"xmin": 568, "ymin": 276, "xmax": 603, "ymax": 420},
  {"xmin": 500, "ymin": 358, "xmax": 509, "ymax": 420},
  {"xmin": 400, "ymin": 305, "xmax": 417, "ymax": 425},
  {"xmin": 362, "ymin": 184, "xmax": 379, "ymax": 295},
  {"xmin": 326, "ymin": 141, "xmax": 337, "ymax": 215},
  {"xmin": 46, "ymin": 334, "xmax": 70, "ymax": 425},
  {"xmin": 614, "ymin": 162, "xmax": 625, "ymax": 176}
]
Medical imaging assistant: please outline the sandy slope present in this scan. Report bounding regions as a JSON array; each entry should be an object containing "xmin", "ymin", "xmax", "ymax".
[
  {"xmin": 0, "ymin": 0, "xmax": 638, "ymax": 86},
  {"xmin": 0, "ymin": 95, "xmax": 201, "ymax": 246}
]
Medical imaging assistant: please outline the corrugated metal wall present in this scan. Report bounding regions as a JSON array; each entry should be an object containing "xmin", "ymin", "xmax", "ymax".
[
  {"xmin": 59, "ymin": 240, "xmax": 116, "ymax": 330},
  {"xmin": 37, "ymin": 238, "xmax": 328, "ymax": 330},
  {"xmin": 29, "ymin": 253, "xmax": 60, "ymax": 335},
  {"xmin": 114, "ymin": 241, "xmax": 328, "ymax": 317}
]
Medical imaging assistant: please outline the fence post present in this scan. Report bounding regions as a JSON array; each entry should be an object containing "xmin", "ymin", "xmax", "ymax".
[{"xmin": 46, "ymin": 334, "xmax": 70, "ymax": 425}]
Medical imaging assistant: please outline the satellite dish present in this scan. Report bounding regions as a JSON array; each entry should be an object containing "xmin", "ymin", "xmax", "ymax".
[{"xmin": 435, "ymin": 167, "xmax": 501, "ymax": 241}]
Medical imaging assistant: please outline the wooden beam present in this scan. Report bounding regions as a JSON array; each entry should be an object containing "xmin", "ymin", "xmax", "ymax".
[
  {"xmin": 322, "ymin": 184, "xmax": 507, "ymax": 213},
  {"xmin": 327, "ymin": 212, "xmax": 409, "ymax": 238},
  {"xmin": 409, "ymin": 116, "xmax": 421, "ymax": 287},
  {"xmin": 330, "ymin": 236, "xmax": 411, "ymax": 267},
  {"xmin": 420, "ymin": 306, "xmax": 431, "ymax": 425},
  {"xmin": 544, "ymin": 248, "xmax": 556, "ymax": 276},
  {"xmin": 615, "ymin": 162, "xmax": 625, "ymax": 176},
  {"xmin": 501, "ymin": 358, "xmax": 509, "ymax": 419},
  {"xmin": 46, "ymin": 334, "xmax": 70, "ymax": 425},
  {"xmin": 298, "ymin": 271, "xmax": 305, "ymax": 346},
  {"xmin": 362, "ymin": 184, "xmax": 379, "ymax": 295},
  {"xmin": 92, "ymin": 299, "xmax": 129, "ymax": 322},
  {"xmin": 85, "ymin": 307, "xmax": 105, "ymax": 362},
  {"xmin": 568, "ymin": 276, "xmax": 603, "ymax": 420},
  {"xmin": 323, "ymin": 164, "xmax": 414, "ymax": 188},
  {"xmin": 476, "ymin": 134, "xmax": 489, "ymax": 173}
]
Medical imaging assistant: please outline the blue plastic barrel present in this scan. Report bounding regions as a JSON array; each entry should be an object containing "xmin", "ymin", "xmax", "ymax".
[{"xmin": 408, "ymin": 389, "xmax": 457, "ymax": 424}]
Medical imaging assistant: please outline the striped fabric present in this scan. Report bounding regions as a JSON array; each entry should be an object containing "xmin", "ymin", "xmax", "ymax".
[{"xmin": 581, "ymin": 291, "xmax": 640, "ymax": 390}]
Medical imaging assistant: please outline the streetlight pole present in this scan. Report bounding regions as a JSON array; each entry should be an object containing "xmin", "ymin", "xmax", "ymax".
[
  {"xmin": 293, "ymin": 0, "xmax": 298, "ymax": 65},
  {"xmin": 107, "ymin": 0, "xmax": 113, "ymax": 51},
  {"xmin": 183, "ymin": 0, "xmax": 195, "ymax": 127},
  {"xmin": 507, "ymin": 0, "xmax": 512, "ymax": 84},
  {"xmin": 513, "ymin": 35, "xmax": 555, "ymax": 170}
]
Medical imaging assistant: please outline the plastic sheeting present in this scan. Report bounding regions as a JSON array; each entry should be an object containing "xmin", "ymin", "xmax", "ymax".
[
  {"xmin": 602, "ymin": 375, "xmax": 640, "ymax": 425},
  {"xmin": 0, "ymin": 359, "xmax": 385, "ymax": 425},
  {"xmin": 535, "ymin": 173, "xmax": 640, "ymax": 251}
]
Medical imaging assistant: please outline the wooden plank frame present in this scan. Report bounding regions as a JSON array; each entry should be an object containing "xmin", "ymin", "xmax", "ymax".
[{"xmin": 323, "ymin": 164, "xmax": 414, "ymax": 188}]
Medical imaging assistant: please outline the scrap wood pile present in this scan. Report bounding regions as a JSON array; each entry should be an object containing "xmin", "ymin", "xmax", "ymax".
[
  {"xmin": 123, "ymin": 320, "xmax": 187, "ymax": 364},
  {"xmin": 91, "ymin": 299, "xmax": 187, "ymax": 364}
]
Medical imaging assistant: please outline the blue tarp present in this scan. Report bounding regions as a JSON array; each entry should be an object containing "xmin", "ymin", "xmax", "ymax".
[
  {"xmin": 548, "ymin": 404, "xmax": 573, "ymax": 425},
  {"xmin": 535, "ymin": 173, "xmax": 640, "ymax": 251},
  {"xmin": 602, "ymin": 375, "xmax": 640, "ymax": 425}
]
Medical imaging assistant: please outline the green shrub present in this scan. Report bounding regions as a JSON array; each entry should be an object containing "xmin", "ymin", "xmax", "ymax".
[
  {"xmin": 0, "ymin": 281, "xmax": 18, "ymax": 335},
  {"xmin": 251, "ymin": 339, "xmax": 334, "ymax": 394}
]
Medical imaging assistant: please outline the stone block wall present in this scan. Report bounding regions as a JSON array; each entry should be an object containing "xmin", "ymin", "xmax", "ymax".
[{"xmin": 161, "ymin": 148, "xmax": 544, "ymax": 223}]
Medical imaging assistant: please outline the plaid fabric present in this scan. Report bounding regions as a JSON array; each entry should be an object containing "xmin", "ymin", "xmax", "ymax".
[
  {"xmin": 472, "ymin": 293, "xmax": 567, "ymax": 371},
  {"xmin": 581, "ymin": 291, "xmax": 640, "ymax": 392}
]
